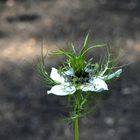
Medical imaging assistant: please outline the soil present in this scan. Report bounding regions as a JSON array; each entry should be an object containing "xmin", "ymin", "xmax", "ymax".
[{"xmin": 0, "ymin": 0, "xmax": 140, "ymax": 140}]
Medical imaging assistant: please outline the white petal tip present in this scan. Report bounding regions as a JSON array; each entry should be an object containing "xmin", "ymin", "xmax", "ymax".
[
  {"xmin": 47, "ymin": 91, "xmax": 51, "ymax": 94},
  {"xmin": 50, "ymin": 67, "xmax": 65, "ymax": 84}
]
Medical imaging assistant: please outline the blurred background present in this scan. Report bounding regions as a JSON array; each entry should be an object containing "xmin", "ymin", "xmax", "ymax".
[{"xmin": 0, "ymin": 0, "xmax": 140, "ymax": 140}]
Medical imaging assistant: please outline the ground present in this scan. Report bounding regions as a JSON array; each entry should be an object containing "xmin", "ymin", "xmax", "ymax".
[{"xmin": 0, "ymin": 0, "xmax": 140, "ymax": 140}]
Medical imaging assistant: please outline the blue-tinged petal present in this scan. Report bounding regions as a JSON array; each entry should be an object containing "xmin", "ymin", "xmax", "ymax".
[
  {"xmin": 84, "ymin": 67, "xmax": 92, "ymax": 73},
  {"xmin": 103, "ymin": 69, "xmax": 122, "ymax": 80},
  {"xmin": 80, "ymin": 83, "xmax": 94, "ymax": 92},
  {"xmin": 114, "ymin": 69, "xmax": 122, "ymax": 77},
  {"xmin": 90, "ymin": 78, "xmax": 108, "ymax": 91},
  {"xmin": 47, "ymin": 84, "xmax": 76, "ymax": 96},
  {"xmin": 64, "ymin": 68, "xmax": 74, "ymax": 76},
  {"xmin": 50, "ymin": 67, "xmax": 65, "ymax": 84},
  {"xmin": 81, "ymin": 78, "xmax": 108, "ymax": 92}
]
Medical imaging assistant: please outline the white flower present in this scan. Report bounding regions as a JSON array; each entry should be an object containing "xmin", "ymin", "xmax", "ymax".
[
  {"xmin": 47, "ymin": 67, "xmax": 76, "ymax": 96},
  {"xmin": 81, "ymin": 78, "xmax": 108, "ymax": 92},
  {"xmin": 47, "ymin": 67, "xmax": 122, "ymax": 95}
]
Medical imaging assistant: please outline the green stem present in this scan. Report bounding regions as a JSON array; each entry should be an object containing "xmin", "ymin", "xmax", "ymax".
[
  {"xmin": 75, "ymin": 116, "xmax": 79, "ymax": 140},
  {"xmin": 74, "ymin": 91, "xmax": 80, "ymax": 140}
]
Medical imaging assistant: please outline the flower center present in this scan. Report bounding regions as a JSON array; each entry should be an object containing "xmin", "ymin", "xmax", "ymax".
[{"xmin": 72, "ymin": 71, "xmax": 90, "ymax": 84}]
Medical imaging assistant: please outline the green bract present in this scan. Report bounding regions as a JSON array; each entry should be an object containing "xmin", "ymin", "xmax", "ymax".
[{"xmin": 50, "ymin": 34, "xmax": 105, "ymax": 78}]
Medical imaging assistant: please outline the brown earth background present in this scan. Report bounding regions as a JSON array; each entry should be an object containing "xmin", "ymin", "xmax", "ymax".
[{"xmin": 0, "ymin": 0, "xmax": 140, "ymax": 140}]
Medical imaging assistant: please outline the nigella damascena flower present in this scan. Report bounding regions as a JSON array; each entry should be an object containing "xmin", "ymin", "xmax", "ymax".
[
  {"xmin": 36, "ymin": 35, "xmax": 124, "ymax": 140},
  {"xmin": 47, "ymin": 67, "xmax": 122, "ymax": 96}
]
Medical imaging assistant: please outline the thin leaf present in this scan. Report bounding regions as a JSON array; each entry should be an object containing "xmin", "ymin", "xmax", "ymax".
[
  {"xmin": 71, "ymin": 43, "xmax": 76, "ymax": 54},
  {"xmin": 80, "ymin": 34, "xmax": 90, "ymax": 55},
  {"xmin": 81, "ymin": 44, "xmax": 106, "ymax": 57}
]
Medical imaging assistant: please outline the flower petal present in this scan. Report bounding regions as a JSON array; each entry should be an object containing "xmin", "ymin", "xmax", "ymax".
[
  {"xmin": 91, "ymin": 78, "xmax": 108, "ymax": 92},
  {"xmin": 102, "ymin": 69, "xmax": 122, "ymax": 80},
  {"xmin": 47, "ymin": 84, "xmax": 76, "ymax": 96},
  {"xmin": 80, "ymin": 83, "xmax": 94, "ymax": 92},
  {"xmin": 84, "ymin": 67, "xmax": 92, "ymax": 73},
  {"xmin": 64, "ymin": 68, "xmax": 74, "ymax": 76},
  {"xmin": 81, "ymin": 78, "xmax": 108, "ymax": 92},
  {"xmin": 50, "ymin": 67, "xmax": 65, "ymax": 84}
]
